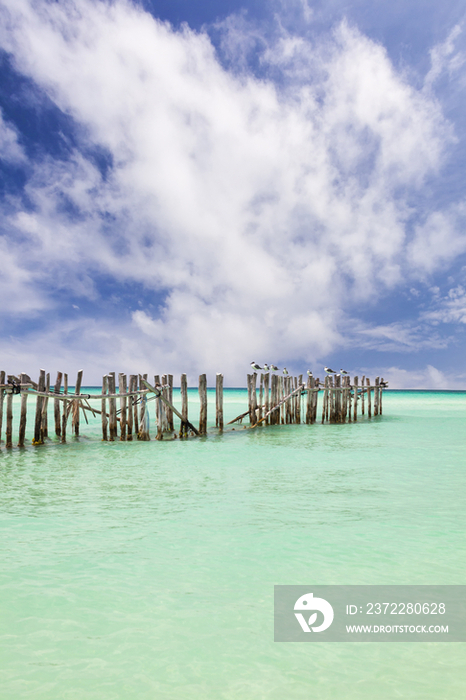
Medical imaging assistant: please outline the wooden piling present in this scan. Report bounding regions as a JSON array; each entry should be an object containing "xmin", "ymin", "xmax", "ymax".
[
  {"xmin": 53, "ymin": 372, "xmax": 62, "ymax": 437},
  {"xmin": 33, "ymin": 369, "xmax": 46, "ymax": 445},
  {"xmin": 71, "ymin": 369, "xmax": 83, "ymax": 437},
  {"xmin": 216, "ymin": 373, "xmax": 224, "ymax": 430},
  {"xmin": 119, "ymin": 373, "xmax": 127, "ymax": 441},
  {"xmin": 101, "ymin": 375, "xmax": 108, "ymax": 441},
  {"xmin": 380, "ymin": 378, "xmax": 384, "ymax": 415},
  {"xmin": 361, "ymin": 375, "xmax": 365, "ymax": 416},
  {"xmin": 154, "ymin": 374, "xmax": 162, "ymax": 440},
  {"xmin": 0, "ymin": 370, "xmax": 4, "ymax": 443},
  {"xmin": 263, "ymin": 372, "xmax": 270, "ymax": 425},
  {"xmin": 180, "ymin": 373, "xmax": 188, "ymax": 437},
  {"xmin": 258, "ymin": 373, "xmax": 264, "ymax": 423},
  {"xmin": 40, "ymin": 372, "xmax": 50, "ymax": 439},
  {"xmin": 127, "ymin": 374, "xmax": 136, "ymax": 440},
  {"xmin": 199, "ymin": 373, "xmax": 207, "ymax": 435},
  {"xmin": 312, "ymin": 379, "xmax": 319, "ymax": 423},
  {"xmin": 138, "ymin": 374, "xmax": 150, "ymax": 441},
  {"xmin": 61, "ymin": 374, "xmax": 68, "ymax": 444},
  {"xmin": 18, "ymin": 372, "xmax": 28, "ymax": 447},
  {"xmin": 161, "ymin": 375, "xmax": 169, "ymax": 432},
  {"xmin": 5, "ymin": 386, "xmax": 13, "ymax": 449},
  {"xmin": 367, "ymin": 377, "xmax": 372, "ymax": 418},
  {"xmin": 167, "ymin": 375, "xmax": 174, "ymax": 431},
  {"xmin": 374, "ymin": 377, "xmax": 380, "ymax": 416},
  {"xmin": 108, "ymin": 372, "xmax": 117, "ymax": 441},
  {"xmin": 353, "ymin": 376, "xmax": 358, "ymax": 422}
]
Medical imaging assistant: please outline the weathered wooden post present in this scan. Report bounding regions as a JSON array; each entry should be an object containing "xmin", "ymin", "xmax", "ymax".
[
  {"xmin": 167, "ymin": 375, "xmax": 174, "ymax": 431},
  {"xmin": 61, "ymin": 374, "xmax": 68, "ymax": 444},
  {"xmin": 312, "ymin": 379, "xmax": 319, "ymax": 423},
  {"xmin": 119, "ymin": 373, "xmax": 127, "ymax": 441},
  {"xmin": 361, "ymin": 375, "xmax": 365, "ymax": 415},
  {"xmin": 374, "ymin": 377, "xmax": 380, "ymax": 416},
  {"xmin": 5, "ymin": 384, "xmax": 13, "ymax": 448},
  {"xmin": 33, "ymin": 369, "xmax": 46, "ymax": 445},
  {"xmin": 353, "ymin": 376, "xmax": 358, "ymax": 422},
  {"xmin": 379, "ymin": 378, "xmax": 384, "ymax": 415},
  {"xmin": 40, "ymin": 372, "xmax": 50, "ymax": 439},
  {"xmin": 0, "ymin": 370, "xmax": 5, "ymax": 443},
  {"xmin": 263, "ymin": 372, "xmax": 270, "ymax": 424},
  {"xmin": 101, "ymin": 375, "xmax": 108, "ymax": 441},
  {"xmin": 138, "ymin": 374, "xmax": 150, "ymax": 441},
  {"xmin": 199, "ymin": 373, "xmax": 207, "ymax": 435},
  {"xmin": 127, "ymin": 374, "xmax": 136, "ymax": 440},
  {"xmin": 108, "ymin": 372, "xmax": 117, "ymax": 441},
  {"xmin": 216, "ymin": 373, "xmax": 224, "ymax": 430},
  {"xmin": 180, "ymin": 373, "xmax": 188, "ymax": 437},
  {"xmin": 53, "ymin": 372, "xmax": 62, "ymax": 437},
  {"xmin": 71, "ymin": 369, "xmax": 83, "ymax": 437},
  {"xmin": 154, "ymin": 374, "xmax": 163, "ymax": 440},
  {"xmin": 258, "ymin": 373, "xmax": 264, "ymax": 423},
  {"xmin": 161, "ymin": 375, "xmax": 169, "ymax": 432},
  {"xmin": 18, "ymin": 372, "xmax": 28, "ymax": 447},
  {"xmin": 366, "ymin": 377, "xmax": 371, "ymax": 418}
]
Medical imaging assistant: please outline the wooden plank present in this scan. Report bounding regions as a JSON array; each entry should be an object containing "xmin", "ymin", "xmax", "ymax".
[
  {"xmin": 367, "ymin": 377, "xmax": 371, "ymax": 418},
  {"xmin": 216, "ymin": 373, "xmax": 224, "ymax": 430},
  {"xmin": 127, "ymin": 375, "xmax": 136, "ymax": 440},
  {"xmin": 353, "ymin": 376, "xmax": 358, "ymax": 422},
  {"xmin": 140, "ymin": 376, "xmax": 199, "ymax": 436},
  {"xmin": 119, "ymin": 373, "xmax": 127, "ymax": 441},
  {"xmin": 33, "ymin": 369, "xmax": 46, "ymax": 445},
  {"xmin": 18, "ymin": 372, "xmax": 28, "ymax": 447},
  {"xmin": 101, "ymin": 375, "xmax": 108, "ymax": 441},
  {"xmin": 380, "ymin": 378, "xmax": 384, "ymax": 415},
  {"xmin": 374, "ymin": 377, "xmax": 380, "ymax": 416},
  {"xmin": 199, "ymin": 374, "xmax": 207, "ymax": 435}
]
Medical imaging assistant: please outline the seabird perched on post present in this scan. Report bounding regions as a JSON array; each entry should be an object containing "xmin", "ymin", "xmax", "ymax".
[
  {"xmin": 340, "ymin": 369, "xmax": 349, "ymax": 376},
  {"xmin": 307, "ymin": 369, "xmax": 313, "ymax": 377},
  {"xmin": 263, "ymin": 363, "xmax": 270, "ymax": 371},
  {"xmin": 283, "ymin": 367, "xmax": 289, "ymax": 375},
  {"xmin": 324, "ymin": 367, "xmax": 336, "ymax": 375},
  {"xmin": 250, "ymin": 362, "xmax": 262, "ymax": 371},
  {"xmin": 270, "ymin": 365, "xmax": 278, "ymax": 372}
]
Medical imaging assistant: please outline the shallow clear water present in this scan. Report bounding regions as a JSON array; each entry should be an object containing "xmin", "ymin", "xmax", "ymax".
[{"xmin": 1, "ymin": 390, "xmax": 465, "ymax": 699}]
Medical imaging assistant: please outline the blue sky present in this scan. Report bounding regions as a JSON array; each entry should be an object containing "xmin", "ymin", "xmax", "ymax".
[{"xmin": 0, "ymin": 0, "xmax": 465, "ymax": 387}]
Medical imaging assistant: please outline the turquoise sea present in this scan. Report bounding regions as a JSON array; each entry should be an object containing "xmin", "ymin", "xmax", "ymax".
[{"xmin": 1, "ymin": 389, "xmax": 465, "ymax": 699}]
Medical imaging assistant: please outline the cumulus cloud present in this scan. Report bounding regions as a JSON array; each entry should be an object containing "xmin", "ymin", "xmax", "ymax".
[{"xmin": 0, "ymin": 0, "xmax": 463, "ymax": 383}]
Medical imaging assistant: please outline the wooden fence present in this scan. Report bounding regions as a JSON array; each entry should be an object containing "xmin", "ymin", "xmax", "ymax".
[{"xmin": 0, "ymin": 370, "xmax": 386, "ymax": 447}]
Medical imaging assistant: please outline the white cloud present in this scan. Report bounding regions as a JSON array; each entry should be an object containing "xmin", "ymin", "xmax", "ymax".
[
  {"xmin": 421, "ymin": 285, "xmax": 466, "ymax": 324},
  {"xmin": 0, "ymin": 0, "xmax": 463, "ymax": 382},
  {"xmin": 0, "ymin": 108, "xmax": 25, "ymax": 163}
]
